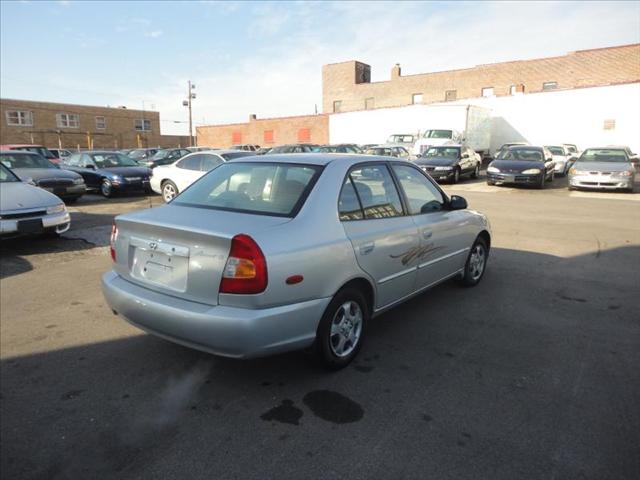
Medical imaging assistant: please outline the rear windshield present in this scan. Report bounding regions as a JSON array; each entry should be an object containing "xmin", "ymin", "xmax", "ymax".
[
  {"xmin": 15, "ymin": 146, "xmax": 56, "ymax": 159},
  {"xmin": 174, "ymin": 162, "xmax": 322, "ymax": 217},
  {"xmin": 1, "ymin": 152, "xmax": 55, "ymax": 169},
  {"xmin": 546, "ymin": 146, "xmax": 565, "ymax": 155},
  {"xmin": 220, "ymin": 151, "xmax": 256, "ymax": 161}
]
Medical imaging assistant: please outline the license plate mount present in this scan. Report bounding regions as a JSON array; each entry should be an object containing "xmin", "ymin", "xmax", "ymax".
[{"xmin": 17, "ymin": 218, "xmax": 44, "ymax": 233}]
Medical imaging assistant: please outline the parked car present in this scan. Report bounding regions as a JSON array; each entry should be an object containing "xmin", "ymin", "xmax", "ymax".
[
  {"xmin": 494, "ymin": 142, "xmax": 529, "ymax": 158},
  {"xmin": 103, "ymin": 154, "xmax": 491, "ymax": 368},
  {"xmin": 266, "ymin": 144, "xmax": 319, "ymax": 154},
  {"xmin": 363, "ymin": 146, "xmax": 411, "ymax": 158},
  {"xmin": 49, "ymin": 148, "xmax": 73, "ymax": 159},
  {"xmin": 360, "ymin": 144, "xmax": 378, "ymax": 151},
  {"xmin": 137, "ymin": 148, "xmax": 191, "ymax": 168},
  {"xmin": 545, "ymin": 145, "xmax": 573, "ymax": 176},
  {"xmin": 151, "ymin": 150, "xmax": 255, "ymax": 202},
  {"xmin": 314, "ymin": 144, "xmax": 362, "ymax": 154},
  {"xmin": 64, "ymin": 151, "xmax": 151, "ymax": 197},
  {"xmin": 119, "ymin": 149, "xmax": 134, "ymax": 156},
  {"xmin": 384, "ymin": 134, "xmax": 417, "ymax": 150},
  {"xmin": 415, "ymin": 145, "xmax": 481, "ymax": 183},
  {"xmin": 0, "ymin": 144, "xmax": 61, "ymax": 165},
  {"xmin": 186, "ymin": 146, "xmax": 215, "ymax": 152},
  {"xmin": 0, "ymin": 163, "xmax": 70, "ymax": 237},
  {"xmin": 128, "ymin": 148, "xmax": 159, "ymax": 162},
  {"xmin": 256, "ymin": 147, "xmax": 272, "ymax": 155},
  {"xmin": 568, "ymin": 147, "xmax": 638, "ymax": 192},
  {"xmin": 0, "ymin": 150, "xmax": 86, "ymax": 202},
  {"xmin": 562, "ymin": 144, "xmax": 580, "ymax": 156},
  {"xmin": 486, "ymin": 146, "xmax": 555, "ymax": 188},
  {"xmin": 231, "ymin": 144, "xmax": 260, "ymax": 152}
]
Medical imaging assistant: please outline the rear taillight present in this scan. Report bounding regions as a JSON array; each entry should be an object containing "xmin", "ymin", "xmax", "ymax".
[
  {"xmin": 110, "ymin": 222, "xmax": 118, "ymax": 262},
  {"xmin": 219, "ymin": 234, "xmax": 268, "ymax": 294}
]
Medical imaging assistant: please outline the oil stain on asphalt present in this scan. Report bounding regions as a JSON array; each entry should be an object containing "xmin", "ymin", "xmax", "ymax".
[
  {"xmin": 260, "ymin": 399, "xmax": 303, "ymax": 425},
  {"xmin": 303, "ymin": 390, "xmax": 363, "ymax": 424}
]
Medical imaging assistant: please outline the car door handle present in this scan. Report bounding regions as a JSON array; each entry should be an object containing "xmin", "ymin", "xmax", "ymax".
[
  {"xmin": 421, "ymin": 230, "xmax": 433, "ymax": 239},
  {"xmin": 359, "ymin": 242, "xmax": 375, "ymax": 255}
]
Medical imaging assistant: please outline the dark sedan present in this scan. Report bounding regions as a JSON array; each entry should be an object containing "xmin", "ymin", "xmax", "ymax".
[
  {"xmin": 487, "ymin": 146, "xmax": 555, "ymax": 189},
  {"xmin": 0, "ymin": 150, "xmax": 86, "ymax": 202},
  {"xmin": 64, "ymin": 151, "xmax": 151, "ymax": 197},
  {"xmin": 136, "ymin": 148, "xmax": 191, "ymax": 168},
  {"xmin": 265, "ymin": 144, "xmax": 318, "ymax": 154},
  {"xmin": 415, "ymin": 145, "xmax": 481, "ymax": 183},
  {"xmin": 127, "ymin": 148, "xmax": 159, "ymax": 162}
]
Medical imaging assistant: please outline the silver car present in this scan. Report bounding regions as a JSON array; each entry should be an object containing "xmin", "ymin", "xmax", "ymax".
[
  {"xmin": 102, "ymin": 155, "xmax": 491, "ymax": 368},
  {"xmin": 568, "ymin": 147, "xmax": 639, "ymax": 192},
  {"xmin": 0, "ymin": 163, "xmax": 70, "ymax": 237}
]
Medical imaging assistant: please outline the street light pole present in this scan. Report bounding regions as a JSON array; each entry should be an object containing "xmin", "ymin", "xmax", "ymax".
[{"xmin": 185, "ymin": 81, "xmax": 196, "ymax": 146}]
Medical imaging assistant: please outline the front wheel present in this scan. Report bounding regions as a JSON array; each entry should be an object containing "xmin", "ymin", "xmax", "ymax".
[
  {"xmin": 162, "ymin": 181, "xmax": 178, "ymax": 202},
  {"xmin": 452, "ymin": 167, "xmax": 460, "ymax": 184},
  {"xmin": 471, "ymin": 164, "xmax": 480, "ymax": 179},
  {"xmin": 458, "ymin": 237, "xmax": 489, "ymax": 287},
  {"xmin": 313, "ymin": 288, "xmax": 368, "ymax": 370},
  {"xmin": 100, "ymin": 179, "xmax": 113, "ymax": 197},
  {"xmin": 537, "ymin": 174, "xmax": 545, "ymax": 190}
]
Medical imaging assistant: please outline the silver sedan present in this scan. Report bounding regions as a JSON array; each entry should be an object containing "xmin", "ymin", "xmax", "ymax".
[
  {"xmin": 102, "ymin": 155, "xmax": 491, "ymax": 369},
  {"xmin": 568, "ymin": 147, "xmax": 638, "ymax": 192}
]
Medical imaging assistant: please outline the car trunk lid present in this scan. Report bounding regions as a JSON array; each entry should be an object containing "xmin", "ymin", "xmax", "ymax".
[{"xmin": 113, "ymin": 204, "xmax": 289, "ymax": 306}]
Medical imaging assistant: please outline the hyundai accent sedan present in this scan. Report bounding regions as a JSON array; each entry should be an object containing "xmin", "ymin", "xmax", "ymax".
[{"xmin": 102, "ymin": 155, "xmax": 491, "ymax": 369}]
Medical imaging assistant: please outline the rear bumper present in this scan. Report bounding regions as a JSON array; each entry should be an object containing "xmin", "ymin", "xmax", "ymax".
[
  {"xmin": 487, "ymin": 172, "xmax": 543, "ymax": 185},
  {"xmin": 102, "ymin": 271, "xmax": 331, "ymax": 359},
  {"xmin": 568, "ymin": 174, "xmax": 633, "ymax": 190},
  {"xmin": 0, "ymin": 211, "xmax": 71, "ymax": 235}
]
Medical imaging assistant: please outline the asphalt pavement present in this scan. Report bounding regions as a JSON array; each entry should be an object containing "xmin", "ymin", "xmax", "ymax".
[{"xmin": 1, "ymin": 177, "xmax": 639, "ymax": 480}]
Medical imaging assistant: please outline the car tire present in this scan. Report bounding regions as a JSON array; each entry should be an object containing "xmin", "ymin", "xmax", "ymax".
[
  {"xmin": 487, "ymin": 180, "xmax": 496, "ymax": 186},
  {"xmin": 100, "ymin": 179, "xmax": 113, "ymax": 197},
  {"xmin": 64, "ymin": 197, "xmax": 79, "ymax": 204},
  {"xmin": 452, "ymin": 167, "xmax": 460, "ymax": 184},
  {"xmin": 162, "ymin": 181, "xmax": 178, "ymax": 203},
  {"xmin": 458, "ymin": 237, "xmax": 489, "ymax": 287},
  {"xmin": 537, "ymin": 174, "xmax": 545, "ymax": 189},
  {"xmin": 41, "ymin": 228, "xmax": 60, "ymax": 239},
  {"xmin": 313, "ymin": 287, "xmax": 368, "ymax": 370},
  {"xmin": 471, "ymin": 164, "xmax": 480, "ymax": 179}
]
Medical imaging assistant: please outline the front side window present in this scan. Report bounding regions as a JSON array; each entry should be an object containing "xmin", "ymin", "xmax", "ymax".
[
  {"xmin": 343, "ymin": 165, "xmax": 403, "ymax": 220},
  {"xmin": 0, "ymin": 153, "xmax": 55, "ymax": 169},
  {"xmin": 89, "ymin": 153, "xmax": 138, "ymax": 168},
  {"xmin": 5, "ymin": 110, "xmax": 33, "ymax": 126},
  {"xmin": 201, "ymin": 154, "xmax": 223, "ymax": 171},
  {"xmin": 174, "ymin": 162, "xmax": 321, "ymax": 217},
  {"xmin": 391, "ymin": 164, "xmax": 445, "ymax": 214},
  {"xmin": 56, "ymin": 113, "xmax": 79, "ymax": 128},
  {"xmin": 66, "ymin": 153, "xmax": 83, "ymax": 166},
  {"xmin": 134, "ymin": 119, "xmax": 151, "ymax": 131},
  {"xmin": 0, "ymin": 163, "xmax": 21, "ymax": 182}
]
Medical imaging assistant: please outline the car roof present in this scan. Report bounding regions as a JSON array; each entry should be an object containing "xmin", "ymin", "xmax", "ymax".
[
  {"xmin": 507, "ymin": 145, "xmax": 543, "ymax": 150},
  {"xmin": 232, "ymin": 153, "xmax": 410, "ymax": 167}
]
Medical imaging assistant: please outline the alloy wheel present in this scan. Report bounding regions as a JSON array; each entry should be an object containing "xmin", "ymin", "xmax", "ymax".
[
  {"xmin": 163, "ymin": 183, "xmax": 176, "ymax": 202},
  {"xmin": 468, "ymin": 244, "xmax": 486, "ymax": 281},
  {"xmin": 329, "ymin": 301, "xmax": 363, "ymax": 357}
]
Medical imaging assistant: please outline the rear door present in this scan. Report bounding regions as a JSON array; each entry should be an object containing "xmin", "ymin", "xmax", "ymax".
[
  {"xmin": 339, "ymin": 163, "xmax": 419, "ymax": 309},
  {"xmin": 390, "ymin": 163, "xmax": 472, "ymax": 288}
]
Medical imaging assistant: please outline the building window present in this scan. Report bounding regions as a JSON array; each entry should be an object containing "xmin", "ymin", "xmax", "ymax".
[
  {"xmin": 298, "ymin": 128, "xmax": 311, "ymax": 142},
  {"xmin": 481, "ymin": 87, "xmax": 494, "ymax": 97},
  {"xmin": 263, "ymin": 130, "xmax": 274, "ymax": 143},
  {"xmin": 603, "ymin": 119, "xmax": 616, "ymax": 131},
  {"xmin": 542, "ymin": 81, "xmax": 558, "ymax": 91},
  {"xmin": 412, "ymin": 93, "xmax": 423, "ymax": 104},
  {"xmin": 95, "ymin": 116, "xmax": 106, "ymax": 130},
  {"xmin": 509, "ymin": 85, "xmax": 517, "ymax": 95},
  {"xmin": 232, "ymin": 131, "xmax": 242, "ymax": 144},
  {"xmin": 333, "ymin": 100, "xmax": 342, "ymax": 113},
  {"xmin": 56, "ymin": 113, "xmax": 79, "ymax": 128},
  {"xmin": 134, "ymin": 119, "xmax": 151, "ymax": 131},
  {"xmin": 365, "ymin": 97, "xmax": 375, "ymax": 110},
  {"xmin": 5, "ymin": 110, "xmax": 33, "ymax": 127},
  {"xmin": 445, "ymin": 90, "xmax": 457, "ymax": 102}
]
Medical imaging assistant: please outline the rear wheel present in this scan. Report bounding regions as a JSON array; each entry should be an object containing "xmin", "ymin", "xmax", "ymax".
[
  {"xmin": 313, "ymin": 287, "xmax": 368, "ymax": 370},
  {"xmin": 458, "ymin": 237, "xmax": 488, "ymax": 287},
  {"xmin": 100, "ymin": 179, "xmax": 113, "ymax": 197},
  {"xmin": 162, "ymin": 181, "xmax": 178, "ymax": 202}
]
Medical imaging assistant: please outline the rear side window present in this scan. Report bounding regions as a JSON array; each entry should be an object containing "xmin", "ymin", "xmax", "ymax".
[
  {"xmin": 177, "ymin": 155, "xmax": 202, "ymax": 170},
  {"xmin": 174, "ymin": 162, "xmax": 322, "ymax": 217},
  {"xmin": 340, "ymin": 164, "xmax": 403, "ymax": 220}
]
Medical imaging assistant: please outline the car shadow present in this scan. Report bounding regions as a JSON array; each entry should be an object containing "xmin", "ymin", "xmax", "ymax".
[
  {"xmin": 1, "ymin": 245, "xmax": 638, "ymax": 479},
  {"xmin": 74, "ymin": 192, "xmax": 161, "ymax": 207}
]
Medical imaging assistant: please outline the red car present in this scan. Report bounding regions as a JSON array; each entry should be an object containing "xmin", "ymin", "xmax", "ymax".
[{"xmin": 0, "ymin": 144, "xmax": 61, "ymax": 165}]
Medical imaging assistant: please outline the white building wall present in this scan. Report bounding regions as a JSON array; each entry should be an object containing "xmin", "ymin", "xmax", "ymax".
[{"xmin": 329, "ymin": 83, "xmax": 640, "ymax": 154}]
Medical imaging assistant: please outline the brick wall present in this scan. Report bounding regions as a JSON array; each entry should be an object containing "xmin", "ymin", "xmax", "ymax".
[
  {"xmin": 322, "ymin": 43, "xmax": 640, "ymax": 113},
  {"xmin": 196, "ymin": 113, "xmax": 329, "ymax": 148},
  {"xmin": 0, "ymin": 98, "xmax": 189, "ymax": 149}
]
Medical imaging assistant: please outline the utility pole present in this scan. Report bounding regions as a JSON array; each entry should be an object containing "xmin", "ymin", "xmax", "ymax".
[{"xmin": 183, "ymin": 81, "xmax": 196, "ymax": 146}]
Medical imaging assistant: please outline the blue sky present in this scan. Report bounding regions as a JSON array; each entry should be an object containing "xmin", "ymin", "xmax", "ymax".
[{"xmin": 1, "ymin": 0, "xmax": 639, "ymax": 135}]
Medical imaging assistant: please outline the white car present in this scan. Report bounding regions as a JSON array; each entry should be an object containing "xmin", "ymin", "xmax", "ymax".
[
  {"xmin": 545, "ymin": 145, "xmax": 573, "ymax": 176},
  {"xmin": 150, "ymin": 150, "xmax": 256, "ymax": 202}
]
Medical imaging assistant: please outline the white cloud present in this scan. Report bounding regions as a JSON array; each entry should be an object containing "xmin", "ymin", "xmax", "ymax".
[{"xmin": 145, "ymin": 30, "xmax": 163, "ymax": 39}]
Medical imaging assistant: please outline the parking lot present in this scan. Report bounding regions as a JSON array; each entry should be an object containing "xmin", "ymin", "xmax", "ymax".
[{"xmin": 1, "ymin": 174, "xmax": 639, "ymax": 480}]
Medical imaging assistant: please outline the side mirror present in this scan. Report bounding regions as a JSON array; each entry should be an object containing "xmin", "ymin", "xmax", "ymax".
[
  {"xmin": 86, "ymin": 164, "xmax": 96, "ymax": 170},
  {"xmin": 449, "ymin": 195, "xmax": 467, "ymax": 210},
  {"xmin": 23, "ymin": 177, "xmax": 36, "ymax": 186}
]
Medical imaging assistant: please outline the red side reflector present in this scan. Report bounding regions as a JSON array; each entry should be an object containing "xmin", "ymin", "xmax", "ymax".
[{"xmin": 286, "ymin": 275, "xmax": 304, "ymax": 285}]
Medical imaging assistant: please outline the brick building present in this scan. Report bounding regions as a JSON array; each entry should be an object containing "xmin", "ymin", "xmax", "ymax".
[
  {"xmin": 0, "ymin": 98, "xmax": 189, "ymax": 149},
  {"xmin": 197, "ymin": 113, "xmax": 329, "ymax": 149},
  {"xmin": 322, "ymin": 43, "xmax": 640, "ymax": 114}
]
